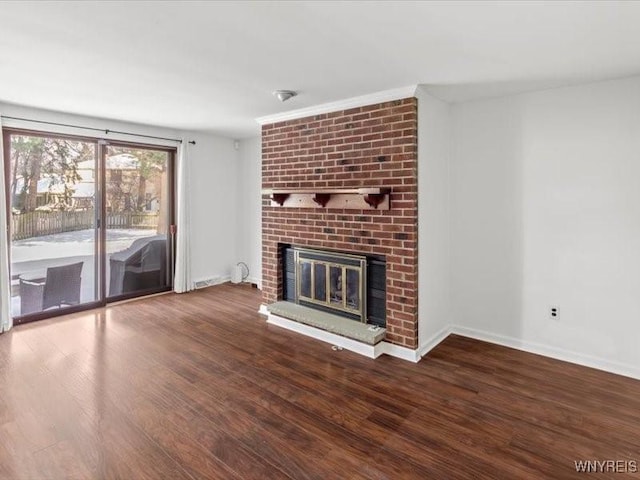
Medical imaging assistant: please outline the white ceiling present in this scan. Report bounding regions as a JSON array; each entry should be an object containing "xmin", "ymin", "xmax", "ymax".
[{"xmin": 2, "ymin": 1, "xmax": 640, "ymax": 138}]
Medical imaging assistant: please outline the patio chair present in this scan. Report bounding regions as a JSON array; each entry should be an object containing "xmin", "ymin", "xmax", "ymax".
[
  {"xmin": 109, "ymin": 236, "xmax": 167, "ymax": 296},
  {"xmin": 19, "ymin": 262, "xmax": 84, "ymax": 315}
]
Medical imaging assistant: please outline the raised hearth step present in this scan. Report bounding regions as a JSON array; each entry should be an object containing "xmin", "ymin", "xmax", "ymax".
[{"xmin": 266, "ymin": 301, "xmax": 386, "ymax": 346}]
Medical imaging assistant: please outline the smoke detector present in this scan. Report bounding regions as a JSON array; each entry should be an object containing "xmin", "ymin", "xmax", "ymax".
[{"xmin": 273, "ymin": 90, "xmax": 297, "ymax": 102}]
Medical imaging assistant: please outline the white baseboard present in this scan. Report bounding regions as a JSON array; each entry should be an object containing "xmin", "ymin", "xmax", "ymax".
[
  {"xmin": 257, "ymin": 306, "xmax": 640, "ymax": 379},
  {"xmin": 451, "ymin": 325, "xmax": 640, "ymax": 381},
  {"xmin": 418, "ymin": 324, "xmax": 452, "ymax": 358},
  {"xmin": 262, "ymin": 308, "xmax": 421, "ymax": 362},
  {"xmin": 379, "ymin": 342, "xmax": 421, "ymax": 362}
]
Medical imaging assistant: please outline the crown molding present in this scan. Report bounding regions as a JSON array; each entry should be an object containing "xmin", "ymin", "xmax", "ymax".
[{"xmin": 256, "ymin": 85, "xmax": 418, "ymax": 126}]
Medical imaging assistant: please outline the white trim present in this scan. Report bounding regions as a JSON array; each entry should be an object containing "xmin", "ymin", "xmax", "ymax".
[
  {"xmin": 266, "ymin": 312, "xmax": 384, "ymax": 359},
  {"xmin": 418, "ymin": 324, "xmax": 452, "ymax": 358},
  {"xmin": 451, "ymin": 325, "xmax": 640, "ymax": 382},
  {"xmin": 256, "ymin": 85, "xmax": 418, "ymax": 126},
  {"xmin": 212, "ymin": 275, "xmax": 230, "ymax": 285},
  {"xmin": 379, "ymin": 342, "xmax": 421, "ymax": 363},
  {"xmin": 263, "ymin": 309, "xmax": 421, "ymax": 362},
  {"xmin": 258, "ymin": 305, "xmax": 640, "ymax": 378}
]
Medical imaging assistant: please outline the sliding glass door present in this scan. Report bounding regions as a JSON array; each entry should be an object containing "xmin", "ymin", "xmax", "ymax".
[
  {"xmin": 3, "ymin": 129, "xmax": 174, "ymax": 323},
  {"xmin": 104, "ymin": 144, "xmax": 173, "ymax": 300},
  {"xmin": 5, "ymin": 131, "xmax": 100, "ymax": 318}
]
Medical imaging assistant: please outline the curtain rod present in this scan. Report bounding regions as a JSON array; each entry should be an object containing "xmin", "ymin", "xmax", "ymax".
[{"xmin": 0, "ymin": 115, "xmax": 196, "ymax": 145}]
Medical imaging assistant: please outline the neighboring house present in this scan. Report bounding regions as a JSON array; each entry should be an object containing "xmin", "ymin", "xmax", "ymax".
[
  {"xmin": 14, "ymin": 153, "xmax": 162, "ymax": 213},
  {"xmin": 12, "ymin": 175, "xmax": 94, "ymax": 211},
  {"xmin": 77, "ymin": 153, "xmax": 162, "ymax": 213}
]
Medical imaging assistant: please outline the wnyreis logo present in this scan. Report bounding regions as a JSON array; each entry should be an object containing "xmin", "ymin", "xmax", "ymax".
[{"xmin": 574, "ymin": 460, "xmax": 637, "ymax": 473}]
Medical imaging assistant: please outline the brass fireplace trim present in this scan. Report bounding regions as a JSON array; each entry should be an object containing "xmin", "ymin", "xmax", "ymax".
[{"xmin": 294, "ymin": 248, "xmax": 367, "ymax": 322}]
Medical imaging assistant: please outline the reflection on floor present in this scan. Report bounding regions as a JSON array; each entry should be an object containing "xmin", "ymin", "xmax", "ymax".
[{"xmin": 1, "ymin": 284, "xmax": 639, "ymax": 479}]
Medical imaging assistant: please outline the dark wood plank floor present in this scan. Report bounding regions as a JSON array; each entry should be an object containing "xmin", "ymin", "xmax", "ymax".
[{"xmin": 1, "ymin": 284, "xmax": 639, "ymax": 479}]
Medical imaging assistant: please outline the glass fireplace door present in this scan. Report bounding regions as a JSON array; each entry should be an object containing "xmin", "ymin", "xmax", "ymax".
[{"xmin": 295, "ymin": 248, "xmax": 367, "ymax": 322}]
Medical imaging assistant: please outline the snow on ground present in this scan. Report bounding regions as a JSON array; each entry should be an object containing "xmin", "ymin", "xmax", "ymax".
[
  {"xmin": 10, "ymin": 229, "xmax": 161, "ymax": 317},
  {"xmin": 12, "ymin": 228, "xmax": 156, "ymax": 263}
]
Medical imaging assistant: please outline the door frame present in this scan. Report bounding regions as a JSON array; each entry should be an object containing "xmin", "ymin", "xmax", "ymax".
[
  {"xmin": 100, "ymin": 139, "xmax": 176, "ymax": 304},
  {"xmin": 2, "ymin": 128, "xmax": 176, "ymax": 325}
]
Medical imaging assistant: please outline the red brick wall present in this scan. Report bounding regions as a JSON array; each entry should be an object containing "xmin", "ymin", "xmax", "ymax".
[{"xmin": 261, "ymin": 97, "xmax": 418, "ymax": 348}]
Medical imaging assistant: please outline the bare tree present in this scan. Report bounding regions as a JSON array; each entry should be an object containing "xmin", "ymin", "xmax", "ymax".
[{"xmin": 9, "ymin": 135, "xmax": 93, "ymax": 212}]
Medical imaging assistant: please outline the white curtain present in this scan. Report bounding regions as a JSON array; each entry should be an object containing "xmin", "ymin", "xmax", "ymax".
[
  {"xmin": 174, "ymin": 141, "xmax": 193, "ymax": 293},
  {"xmin": 0, "ymin": 118, "xmax": 12, "ymax": 332}
]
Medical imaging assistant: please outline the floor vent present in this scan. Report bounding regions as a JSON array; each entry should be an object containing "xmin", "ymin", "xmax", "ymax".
[{"xmin": 194, "ymin": 277, "xmax": 221, "ymax": 289}]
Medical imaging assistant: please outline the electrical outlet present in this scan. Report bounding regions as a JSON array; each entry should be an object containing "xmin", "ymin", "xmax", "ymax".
[{"xmin": 550, "ymin": 306, "xmax": 559, "ymax": 320}]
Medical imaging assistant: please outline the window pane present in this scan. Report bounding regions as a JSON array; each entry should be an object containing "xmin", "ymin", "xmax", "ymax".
[
  {"xmin": 8, "ymin": 134, "xmax": 97, "ymax": 316},
  {"xmin": 314, "ymin": 263, "xmax": 326, "ymax": 301},
  {"xmin": 346, "ymin": 268, "xmax": 360, "ymax": 310},
  {"xmin": 299, "ymin": 262, "xmax": 311, "ymax": 298},
  {"xmin": 105, "ymin": 146, "xmax": 171, "ymax": 297},
  {"xmin": 329, "ymin": 265, "xmax": 342, "ymax": 306}
]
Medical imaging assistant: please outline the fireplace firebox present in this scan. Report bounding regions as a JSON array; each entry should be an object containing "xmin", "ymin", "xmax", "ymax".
[
  {"xmin": 296, "ymin": 248, "xmax": 367, "ymax": 322},
  {"xmin": 282, "ymin": 245, "xmax": 386, "ymax": 327}
]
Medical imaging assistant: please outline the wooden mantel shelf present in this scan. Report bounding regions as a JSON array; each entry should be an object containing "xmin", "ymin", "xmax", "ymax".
[{"xmin": 262, "ymin": 187, "xmax": 391, "ymax": 210}]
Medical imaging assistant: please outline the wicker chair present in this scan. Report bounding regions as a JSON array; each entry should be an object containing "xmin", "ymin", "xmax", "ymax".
[{"xmin": 19, "ymin": 262, "xmax": 84, "ymax": 315}]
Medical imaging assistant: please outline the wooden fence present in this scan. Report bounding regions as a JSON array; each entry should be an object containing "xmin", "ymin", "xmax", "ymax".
[{"xmin": 11, "ymin": 211, "xmax": 160, "ymax": 241}]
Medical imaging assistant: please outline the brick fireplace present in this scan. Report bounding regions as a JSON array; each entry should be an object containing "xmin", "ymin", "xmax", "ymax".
[{"xmin": 261, "ymin": 97, "xmax": 418, "ymax": 349}]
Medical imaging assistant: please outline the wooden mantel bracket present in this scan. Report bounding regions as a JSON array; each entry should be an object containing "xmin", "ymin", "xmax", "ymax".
[
  {"xmin": 271, "ymin": 193, "xmax": 290, "ymax": 206},
  {"xmin": 363, "ymin": 193, "xmax": 386, "ymax": 209},
  {"xmin": 262, "ymin": 187, "xmax": 391, "ymax": 210},
  {"xmin": 312, "ymin": 193, "xmax": 331, "ymax": 207}
]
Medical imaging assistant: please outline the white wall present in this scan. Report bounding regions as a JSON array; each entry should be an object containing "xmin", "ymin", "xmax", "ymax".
[
  {"xmin": 236, "ymin": 136, "xmax": 262, "ymax": 287},
  {"xmin": 416, "ymin": 87, "xmax": 452, "ymax": 351},
  {"xmin": 0, "ymin": 102, "xmax": 240, "ymax": 287},
  {"xmin": 185, "ymin": 131, "xmax": 240, "ymax": 285},
  {"xmin": 450, "ymin": 76, "xmax": 640, "ymax": 378}
]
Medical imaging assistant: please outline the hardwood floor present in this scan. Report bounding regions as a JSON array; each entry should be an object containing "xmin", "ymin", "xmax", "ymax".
[{"xmin": 1, "ymin": 284, "xmax": 639, "ymax": 479}]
